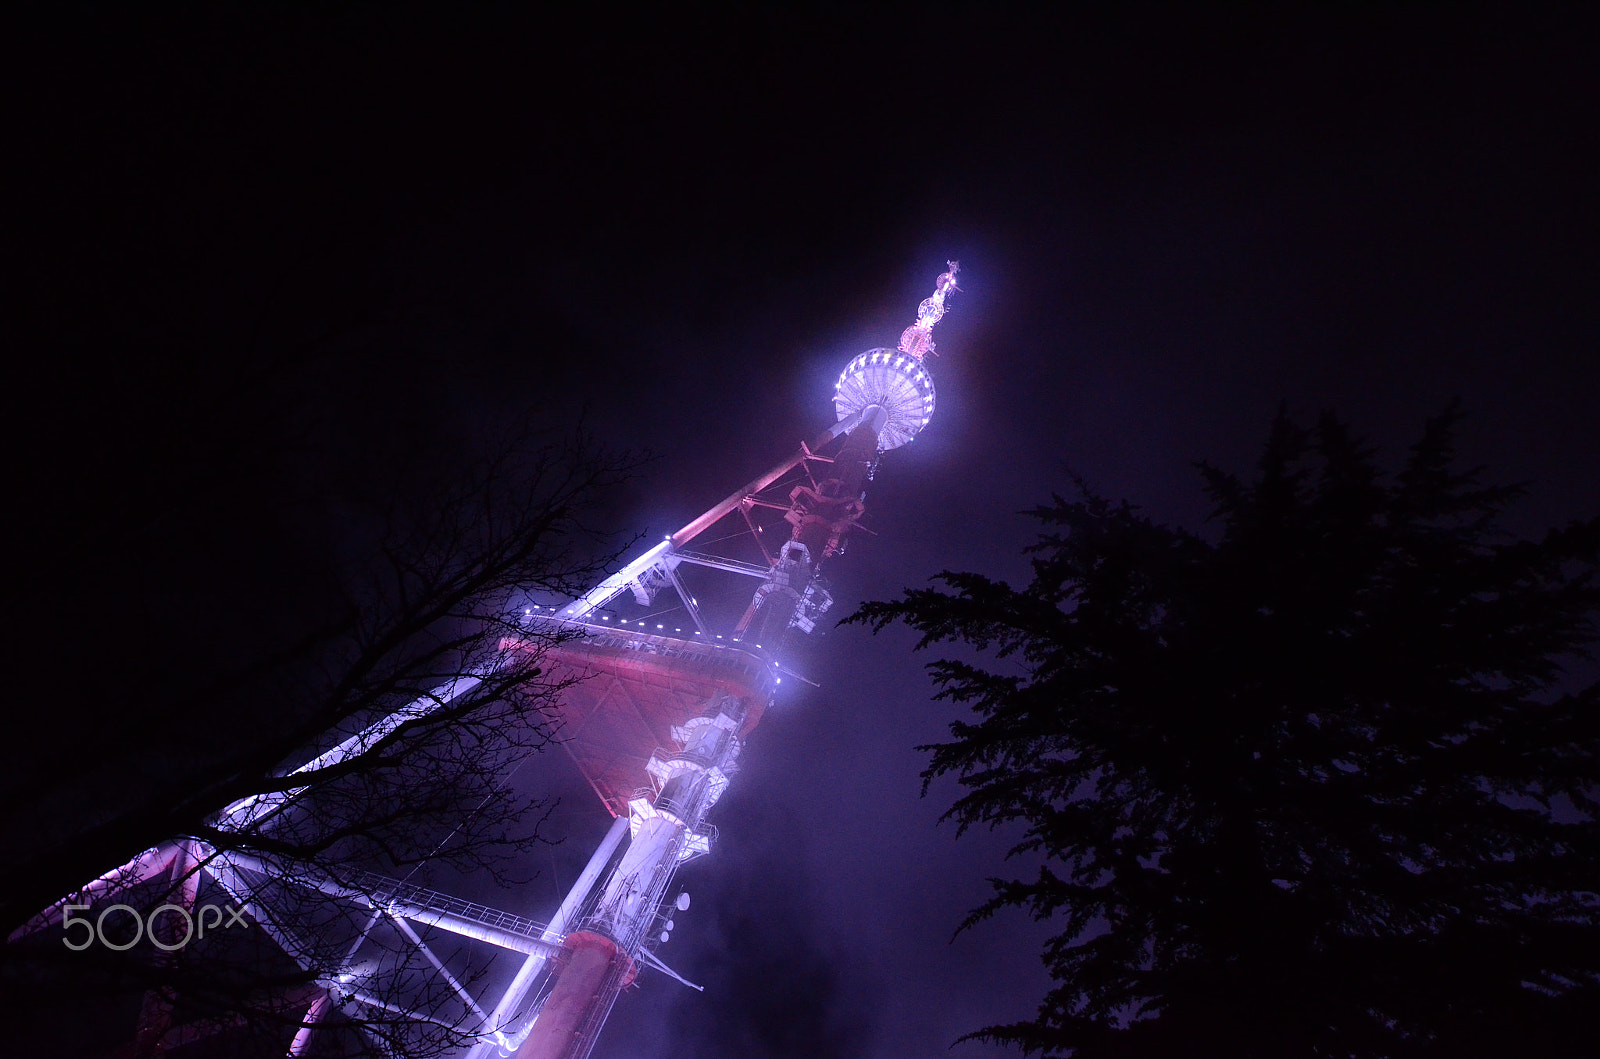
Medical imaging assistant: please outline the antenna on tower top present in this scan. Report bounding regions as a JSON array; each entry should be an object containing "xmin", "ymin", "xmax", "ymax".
[{"xmin": 897, "ymin": 260, "xmax": 961, "ymax": 359}]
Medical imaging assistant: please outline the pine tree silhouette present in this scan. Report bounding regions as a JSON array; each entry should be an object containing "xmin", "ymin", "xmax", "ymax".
[{"xmin": 851, "ymin": 407, "xmax": 1600, "ymax": 1058}]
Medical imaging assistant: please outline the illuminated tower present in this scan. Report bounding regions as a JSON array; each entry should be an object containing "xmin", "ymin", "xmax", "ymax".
[
  {"xmin": 495, "ymin": 261, "xmax": 959, "ymax": 1059},
  {"xmin": 14, "ymin": 262, "xmax": 962, "ymax": 1059}
]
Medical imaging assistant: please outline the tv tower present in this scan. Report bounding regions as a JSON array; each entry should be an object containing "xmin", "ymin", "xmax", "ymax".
[
  {"xmin": 13, "ymin": 262, "xmax": 962, "ymax": 1059},
  {"xmin": 492, "ymin": 260, "xmax": 959, "ymax": 1059}
]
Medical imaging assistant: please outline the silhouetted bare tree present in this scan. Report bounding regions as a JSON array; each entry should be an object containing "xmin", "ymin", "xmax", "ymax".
[{"xmin": 3, "ymin": 417, "xmax": 640, "ymax": 1056}]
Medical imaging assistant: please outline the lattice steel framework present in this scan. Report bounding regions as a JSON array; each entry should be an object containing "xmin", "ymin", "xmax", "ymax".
[{"xmin": 12, "ymin": 263, "xmax": 964, "ymax": 1059}]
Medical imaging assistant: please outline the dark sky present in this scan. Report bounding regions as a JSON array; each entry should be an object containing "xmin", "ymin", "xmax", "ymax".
[{"xmin": 6, "ymin": 6, "xmax": 1600, "ymax": 1057}]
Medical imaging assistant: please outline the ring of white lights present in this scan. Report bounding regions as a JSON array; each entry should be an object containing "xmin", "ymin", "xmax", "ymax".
[{"xmin": 832, "ymin": 348, "xmax": 937, "ymax": 451}]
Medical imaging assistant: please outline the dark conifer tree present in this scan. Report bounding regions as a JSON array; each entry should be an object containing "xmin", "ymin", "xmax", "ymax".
[{"xmin": 850, "ymin": 408, "xmax": 1600, "ymax": 1058}]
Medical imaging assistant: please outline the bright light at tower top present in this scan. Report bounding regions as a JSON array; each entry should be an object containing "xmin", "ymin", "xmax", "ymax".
[
  {"xmin": 897, "ymin": 259, "xmax": 961, "ymax": 360},
  {"xmin": 832, "ymin": 261, "xmax": 960, "ymax": 451}
]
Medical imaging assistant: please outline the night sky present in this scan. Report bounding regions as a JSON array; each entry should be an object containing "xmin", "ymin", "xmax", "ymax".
[{"xmin": 6, "ymin": 6, "xmax": 1600, "ymax": 1057}]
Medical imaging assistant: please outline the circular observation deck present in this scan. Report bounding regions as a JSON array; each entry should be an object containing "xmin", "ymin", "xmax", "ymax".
[{"xmin": 832, "ymin": 349, "xmax": 936, "ymax": 451}]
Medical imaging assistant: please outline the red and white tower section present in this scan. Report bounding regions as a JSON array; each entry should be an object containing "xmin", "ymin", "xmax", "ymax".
[
  {"xmin": 13, "ymin": 263, "xmax": 964, "ymax": 1059},
  {"xmin": 499, "ymin": 262, "xmax": 959, "ymax": 1059}
]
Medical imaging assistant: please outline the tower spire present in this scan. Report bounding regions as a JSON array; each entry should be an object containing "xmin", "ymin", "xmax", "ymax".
[{"xmin": 897, "ymin": 260, "xmax": 961, "ymax": 359}]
